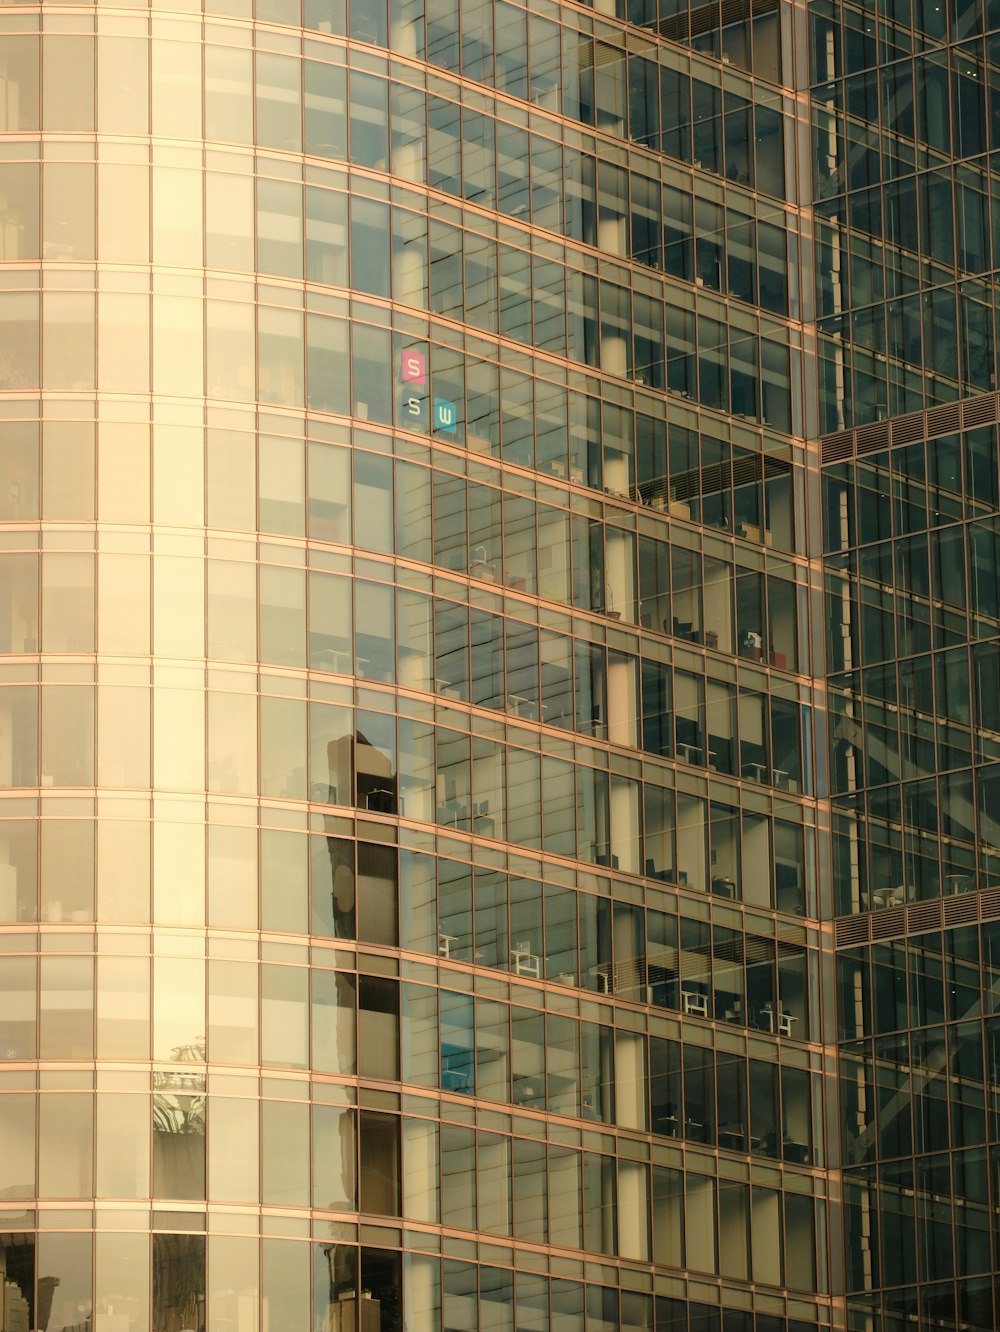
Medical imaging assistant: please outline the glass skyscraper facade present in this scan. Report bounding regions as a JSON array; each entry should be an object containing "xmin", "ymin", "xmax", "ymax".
[
  {"xmin": 0, "ymin": 0, "xmax": 994, "ymax": 1329},
  {"xmin": 818, "ymin": 3, "xmax": 1000, "ymax": 1330}
]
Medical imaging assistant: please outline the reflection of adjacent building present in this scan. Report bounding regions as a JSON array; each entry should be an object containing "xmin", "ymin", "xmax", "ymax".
[
  {"xmin": 327, "ymin": 732, "xmax": 398, "ymax": 815},
  {"xmin": 3, "ymin": 1283, "xmax": 29, "ymax": 1332},
  {"xmin": 0, "ymin": 1238, "xmax": 32, "ymax": 1332},
  {"xmin": 322, "ymin": 1289, "xmax": 381, "ymax": 1332},
  {"xmin": 316, "ymin": 1246, "xmax": 399, "ymax": 1332}
]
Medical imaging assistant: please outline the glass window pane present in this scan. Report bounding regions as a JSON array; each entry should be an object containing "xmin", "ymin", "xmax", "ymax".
[
  {"xmin": 0, "ymin": 1093, "xmax": 35, "ymax": 1197},
  {"xmin": 39, "ymin": 1093, "xmax": 93, "ymax": 1198},
  {"xmin": 153, "ymin": 1234, "xmax": 205, "ymax": 1332},
  {"xmin": 37, "ymin": 1232, "xmax": 92, "ymax": 1332}
]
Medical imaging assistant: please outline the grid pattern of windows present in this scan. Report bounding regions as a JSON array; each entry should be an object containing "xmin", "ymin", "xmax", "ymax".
[
  {"xmin": 823, "ymin": 421, "xmax": 1000, "ymax": 916},
  {"xmin": 824, "ymin": 418, "xmax": 1000, "ymax": 1331},
  {"xmin": 812, "ymin": 1, "xmax": 1000, "ymax": 429},
  {"xmin": 0, "ymin": 0, "xmax": 827, "ymax": 1323},
  {"xmin": 21, "ymin": 0, "xmax": 1000, "ymax": 1327},
  {"xmin": 837, "ymin": 921, "xmax": 1000, "ymax": 1331},
  {"xmin": 817, "ymin": 6, "xmax": 1000, "ymax": 1320}
]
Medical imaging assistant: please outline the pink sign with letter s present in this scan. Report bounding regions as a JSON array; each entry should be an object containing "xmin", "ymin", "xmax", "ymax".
[{"xmin": 401, "ymin": 350, "xmax": 426, "ymax": 382}]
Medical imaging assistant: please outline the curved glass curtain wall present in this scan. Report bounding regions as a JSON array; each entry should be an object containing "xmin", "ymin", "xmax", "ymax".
[{"xmin": 0, "ymin": 4, "xmax": 829, "ymax": 1332}]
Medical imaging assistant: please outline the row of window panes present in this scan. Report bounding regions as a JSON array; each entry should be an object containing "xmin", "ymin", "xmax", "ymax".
[
  {"xmin": 823, "ymin": 431, "xmax": 1000, "ymax": 553},
  {"xmin": 625, "ymin": 0, "xmax": 782, "ymax": 84},
  {"xmin": 319, "ymin": 839, "xmax": 814, "ymax": 989},
  {"xmin": 839, "ymin": 920, "xmax": 999, "ymax": 1040},
  {"xmin": 816, "ymin": 236, "xmax": 993, "ymax": 426},
  {"xmin": 0, "ymin": 787, "xmax": 811, "ymax": 945},
  {"xmin": 827, "ymin": 651, "xmax": 985, "ymax": 776},
  {"xmin": 0, "ymin": 21, "xmax": 792, "ymax": 198},
  {"xmin": 824, "ymin": 518, "xmax": 1000, "ymax": 669},
  {"xmin": 812, "ymin": 38, "xmax": 1000, "ymax": 170},
  {"xmin": 0, "ymin": 936, "xmax": 816, "ymax": 1084},
  {"xmin": 0, "ymin": 719, "xmax": 814, "ymax": 916},
  {"xmin": 286, "ymin": 587, "xmax": 804, "ymax": 793},
  {"xmin": 0, "ymin": 966, "xmax": 816, "ymax": 1159},
  {"xmin": 642, "ymin": 1036, "xmax": 815, "ymax": 1162},
  {"xmin": 0, "ymin": 522, "xmax": 800, "ymax": 659},
  {"xmin": 816, "ymin": 278, "xmax": 998, "ymax": 431},
  {"xmin": 0, "ymin": 901, "xmax": 815, "ymax": 1058},
  {"xmin": 0, "ymin": 417, "xmax": 801, "ymax": 562},
  {"xmin": 0, "ymin": 78, "xmax": 796, "ymax": 338},
  {"xmin": 0, "ymin": 524, "xmax": 809, "ymax": 752},
  {"xmin": 0, "ymin": 656, "xmax": 809, "ymax": 859},
  {"xmin": 810, "ymin": 0, "xmax": 992, "ymax": 80},
  {"xmin": 0, "ymin": 238, "xmax": 797, "ymax": 439},
  {"xmin": 816, "ymin": 168, "xmax": 1000, "ymax": 319},
  {"xmin": 310, "ymin": 436, "xmax": 799, "ymax": 575},
  {"xmin": 0, "ymin": 290, "xmax": 798, "ymax": 459},
  {"xmin": 843, "ymin": 1144, "xmax": 992, "ymax": 1255},
  {"xmin": 847, "ymin": 1292, "xmax": 993, "ymax": 1332},
  {"xmin": 0, "ymin": 951, "xmax": 608, "ymax": 1092},
  {"xmin": 843, "ymin": 1170, "xmax": 996, "ymax": 1306},
  {"xmin": 830, "ymin": 764, "xmax": 998, "ymax": 914},
  {"xmin": 0, "ymin": 140, "xmax": 793, "ymax": 328},
  {"xmin": 0, "ymin": 1230, "xmax": 827, "ymax": 1332},
  {"xmin": 840, "ymin": 1017, "xmax": 1000, "ymax": 1164},
  {"xmin": 828, "ymin": 646, "xmax": 1000, "ymax": 796},
  {"xmin": 0, "ymin": 1075, "xmax": 819, "ymax": 1259},
  {"xmin": 0, "ymin": 977, "xmax": 613, "ymax": 1118}
]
